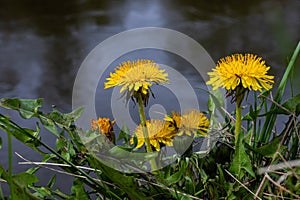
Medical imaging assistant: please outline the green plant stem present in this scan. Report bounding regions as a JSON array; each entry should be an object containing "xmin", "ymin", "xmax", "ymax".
[
  {"xmin": 235, "ymin": 87, "xmax": 244, "ymax": 145},
  {"xmin": 136, "ymin": 93, "xmax": 157, "ymax": 171},
  {"xmin": 7, "ymin": 131, "xmax": 14, "ymax": 199},
  {"xmin": 0, "ymin": 184, "xmax": 3, "ymax": 199},
  {"xmin": 235, "ymin": 102, "xmax": 242, "ymax": 145}
]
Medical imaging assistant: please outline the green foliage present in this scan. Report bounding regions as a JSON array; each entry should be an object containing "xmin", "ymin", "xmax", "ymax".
[
  {"xmin": 70, "ymin": 178, "xmax": 90, "ymax": 200},
  {"xmin": 1, "ymin": 98, "xmax": 43, "ymax": 119},
  {"xmin": 0, "ymin": 42, "xmax": 299, "ymax": 199}
]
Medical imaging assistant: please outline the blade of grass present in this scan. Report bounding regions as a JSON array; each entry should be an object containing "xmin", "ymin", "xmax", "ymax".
[
  {"xmin": 7, "ymin": 131, "xmax": 14, "ymax": 200},
  {"xmin": 259, "ymin": 41, "xmax": 300, "ymax": 143}
]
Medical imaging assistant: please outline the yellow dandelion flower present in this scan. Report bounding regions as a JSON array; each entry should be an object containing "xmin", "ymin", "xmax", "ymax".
[
  {"xmin": 130, "ymin": 120, "xmax": 176, "ymax": 151},
  {"xmin": 206, "ymin": 54, "xmax": 274, "ymax": 91},
  {"xmin": 104, "ymin": 60, "xmax": 169, "ymax": 95},
  {"xmin": 165, "ymin": 110, "xmax": 210, "ymax": 137},
  {"xmin": 91, "ymin": 117, "xmax": 116, "ymax": 143}
]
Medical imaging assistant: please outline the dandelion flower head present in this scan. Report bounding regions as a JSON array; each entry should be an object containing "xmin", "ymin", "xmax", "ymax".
[
  {"xmin": 130, "ymin": 120, "xmax": 176, "ymax": 151},
  {"xmin": 206, "ymin": 54, "xmax": 274, "ymax": 91},
  {"xmin": 104, "ymin": 60, "xmax": 168, "ymax": 96},
  {"xmin": 91, "ymin": 117, "xmax": 115, "ymax": 135},
  {"xmin": 165, "ymin": 110, "xmax": 210, "ymax": 137}
]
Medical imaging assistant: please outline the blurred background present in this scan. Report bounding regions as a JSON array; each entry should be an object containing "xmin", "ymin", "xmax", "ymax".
[{"xmin": 0, "ymin": 0, "xmax": 299, "ymax": 195}]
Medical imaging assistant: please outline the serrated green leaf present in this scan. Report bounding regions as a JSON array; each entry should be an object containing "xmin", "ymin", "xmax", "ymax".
[
  {"xmin": 46, "ymin": 107, "xmax": 84, "ymax": 128},
  {"xmin": 39, "ymin": 115, "xmax": 59, "ymax": 136},
  {"xmin": 230, "ymin": 136, "xmax": 255, "ymax": 179},
  {"xmin": 0, "ymin": 98, "xmax": 43, "ymax": 119},
  {"xmin": 66, "ymin": 107, "xmax": 85, "ymax": 122}
]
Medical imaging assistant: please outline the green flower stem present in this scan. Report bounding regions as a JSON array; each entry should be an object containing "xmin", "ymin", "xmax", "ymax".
[
  {"xmin": 136, "ymin": 93, "xmax": 158, "ymax": 171},
  {"xmin": 235, "ymin": 87, "xmax": 244, "ymax": 145}
]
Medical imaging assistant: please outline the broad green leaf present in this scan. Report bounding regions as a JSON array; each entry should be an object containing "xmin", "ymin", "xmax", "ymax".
[
  {"xmin": 255, "ymin": 135, "xmax": 284, "ymax": 158},
  {"xmin": 9, "ymin": 126, "xmax": 41, "ymax": 150},
  {"xmin": 65, "ymin": 107, "xmax": 85, "ymax": 123},
  {"xmin": 39, "ymin": 115, "xmax": 59, "ymax": 136},
  {"xmin": 30, "ymin": 186, "xmax": 53, "ymax": 199},
  {"xmin": 61, "ymin": 151, "xmax": 70, "ymax": 161},
  {"xmin": 164, "ymin": 161, "xmax": 188, "ymax": 186},
  {"xmin": 13, "ymin": 172, "xmax": 39, "ymax": 187},
  {"xmin": 0, "ymin": 98, "xmax": 43, "ymax": 119},
  {"xmin": 172, "ymin": 135, "xmax": 193, "ymax": 155},
  {"xmin": 0, "ymin": 115, "xmax": 41, "ymax": 150},
  {"xmin": 280, "ymin": 94, "xmax": 300, "ymax": 115},
  {"xmin": 81, "ymin": 130, "xmax": 102, "ymax": 145},
  {"xmin": 260, "ymin": 94, "xmax": 300, "ymax": 116},
  {"xmin": 183, "ymin": 176, "xmax": 194, "ymax": 194},
  {"xmin": 243, "ymin": 129, "xmax": 253, "ymax": 145},
  {"xmin": 230, "ymin": 136, "xmax": 255, "ymax": 179},
  {"xmin": 71, "ymin": 178, "xmax": 90, "ymax": 200},
  {"xmin": 180, "ymin": 196, "xmax": 193, "ymax": 200},
  {"xmin": 46, "ymin": 107, "xmax": 84, "ymax": 128},
  {"xmin": 1, "ymin": 164, "xmax": 43, "ymax": 199},
  {"xmin": 42, "ymin": 154, "xmax": 57, "ymax": 162},
  {"xmin": 56, "ymin": 137, "xmax": 67, "ymax": 151},
  {"xmin": 243, "ymin": 105, "xmax": 261, "ymax": 121},
  {"xmin": 118, "ymin": 124, "xmax": 131, "ymax": 144},
  {"xmin": 55, "ymin": 137, "xmax": 76, "ymax": 161},
  {"xmin": 68, "ymin": 142, "xmax": 76, "ymax": 157},
  {"xmin": 217, "ymin": 164, "xmax": 225, "ymax": 185},
  {"xmin": 87, "ymin": 155, "xmax": 151, "ymax": 200},
  {"xmin": 207, "ymin": 89, "xmax": 225, "ymax": 128}
]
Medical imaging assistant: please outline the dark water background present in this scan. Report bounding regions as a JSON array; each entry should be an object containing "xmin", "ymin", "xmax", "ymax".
[{"xmin": 1, "ymin": 0, "xmax": 300, "ymax": 195}]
